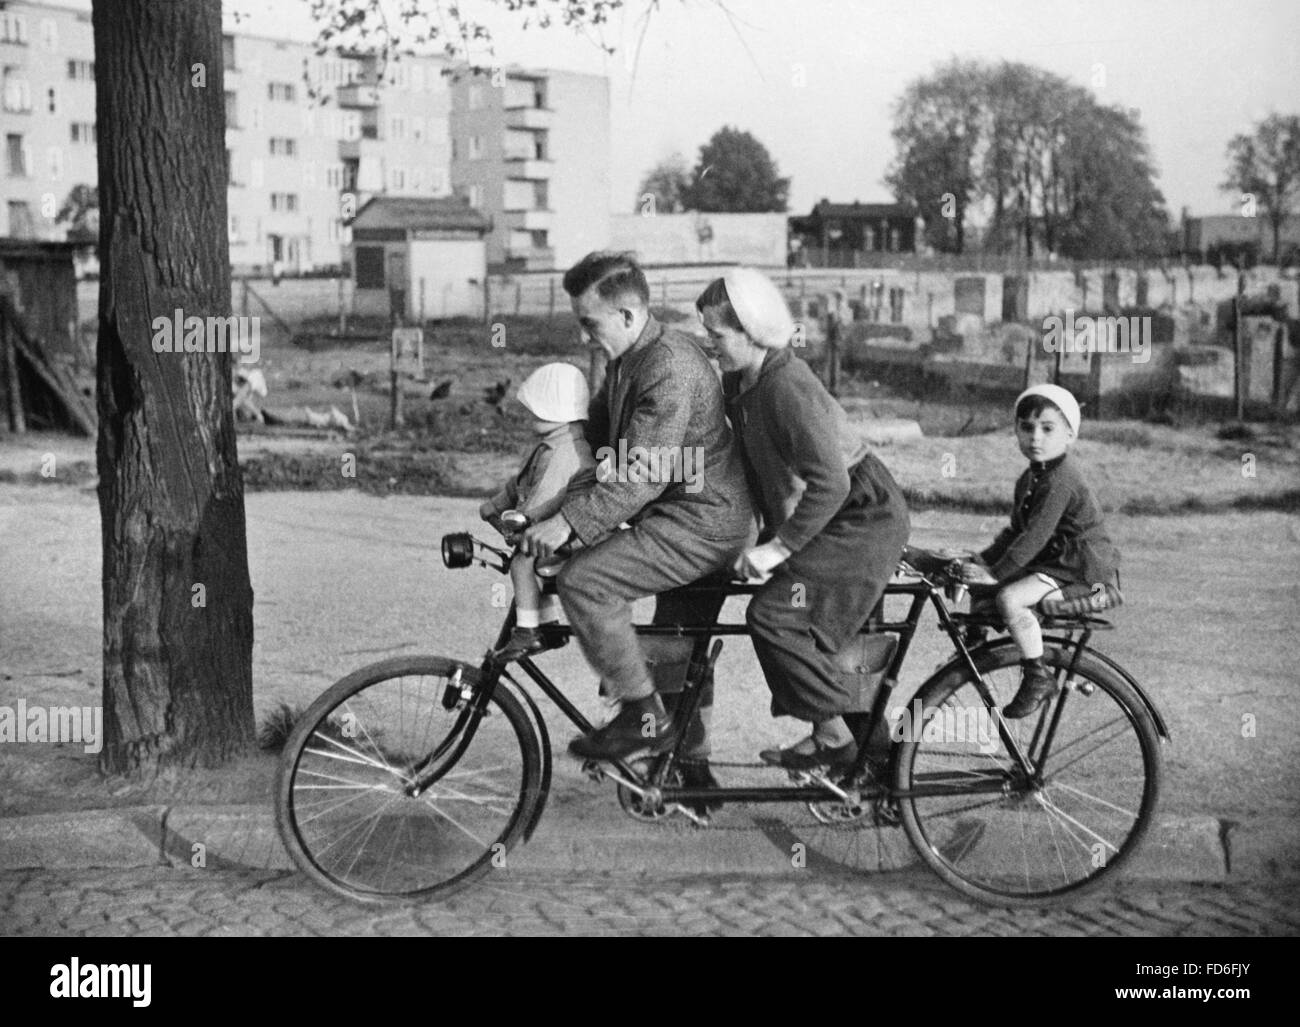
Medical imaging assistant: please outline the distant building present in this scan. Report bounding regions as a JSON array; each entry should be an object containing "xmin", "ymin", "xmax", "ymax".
[
  {"xmin": 348, "ymin": 195, "xmax": 490, "ymax": 321},
  {"xmin": 449, "ymin": 67, "xmax": 610, "ymax": 272},
  {"xmin": 1, "ymin": 2, "xmax": 610, "ymax": 278},
  {"xmin": 1183, "ymin": 212, "xmax": 1300, "ymax": 262},
  {"xmin": 788, "ymin": 200, "xmax": 918, "ymax": 267}
]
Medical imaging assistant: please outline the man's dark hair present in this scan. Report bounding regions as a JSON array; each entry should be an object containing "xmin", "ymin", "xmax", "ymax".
[
  {"xmin": 1015, "ymin": 393, "xmax": 1065, "ymax": 423},
  {"xmin": 562, "ymin": 251, "xmax": 650, "ymax": 307},
  {"xmin": 695, "ymin": 277, "xmax": 745, "ymax": 333}
]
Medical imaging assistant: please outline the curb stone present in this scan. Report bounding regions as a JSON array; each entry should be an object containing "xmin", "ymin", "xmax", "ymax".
[{"xmin": 6, "ymin": 806, "xmax": 1295, "ymax": 884}]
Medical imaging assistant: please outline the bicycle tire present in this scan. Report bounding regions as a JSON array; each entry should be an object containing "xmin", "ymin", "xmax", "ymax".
[
  {"xmin": 275, "ymin": 655, "xmax": 544, "ymax": 903},
  {"xmin": 896, "ymin": 644, "xmax": 1161, "ymax": 908}
]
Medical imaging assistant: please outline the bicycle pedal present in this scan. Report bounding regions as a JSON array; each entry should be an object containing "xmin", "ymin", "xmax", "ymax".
[{"xmin": 580, "ymin": 759, "xmax": 608, "ymax": 783}]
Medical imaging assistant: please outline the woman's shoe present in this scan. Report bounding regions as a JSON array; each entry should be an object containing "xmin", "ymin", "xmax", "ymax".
[{"xmin": 760, "ymin": 737, "xmax": 859, "ymax": 773}]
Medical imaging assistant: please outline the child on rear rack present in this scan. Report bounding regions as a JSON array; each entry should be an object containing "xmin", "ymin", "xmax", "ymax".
[
  {"xmin": 954, "ymin": 385, "xmax": 1120, "ymax": 719},
  {"xmin": 479, "ymin": 363, "xmax": 595, "ymax": 660}
]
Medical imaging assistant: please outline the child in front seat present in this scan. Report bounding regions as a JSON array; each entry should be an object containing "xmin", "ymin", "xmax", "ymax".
[
  {"xmin": 479, "ymin": 363, "xmax": 596, "ymax": 660},
  {"xmin": 954, "ymin": 385, "xmax": 1120, "ymax": 718}
]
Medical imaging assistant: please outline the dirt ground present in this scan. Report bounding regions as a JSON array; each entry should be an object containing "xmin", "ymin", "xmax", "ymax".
[{"xmin": 2, "ymin": 485, "xmax": 1297, "ymax": 826}]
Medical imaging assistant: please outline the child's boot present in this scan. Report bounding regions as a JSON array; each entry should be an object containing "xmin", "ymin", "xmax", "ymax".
[{"xmin": 1003, "ymin": 657, "xmax": 1059, "ymax": 719}]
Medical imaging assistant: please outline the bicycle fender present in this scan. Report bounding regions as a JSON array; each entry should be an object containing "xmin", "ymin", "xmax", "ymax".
[
  {"xmin": 498, "ymin": 670, "xmax": 553, "ymax": 842},
  {"xmin": 931, "ymin": 638, "xmax": 1171, "ymax": 742}
]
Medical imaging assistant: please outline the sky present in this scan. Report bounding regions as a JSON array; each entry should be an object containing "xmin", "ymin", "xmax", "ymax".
[{"xmin": 55, "ymin": 0, "xmax": 1300, "ymax": 218}]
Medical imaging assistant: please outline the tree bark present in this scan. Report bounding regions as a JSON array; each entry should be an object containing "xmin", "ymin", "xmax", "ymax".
[{"xmin": 93, "ymin": 0, "xmax": 254, "ymax": 774}]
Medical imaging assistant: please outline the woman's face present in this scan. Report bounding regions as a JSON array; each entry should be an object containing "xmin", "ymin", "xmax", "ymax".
[{"xmin": 700, "ymin": 306, "xmax": 759, "ymax": 373}]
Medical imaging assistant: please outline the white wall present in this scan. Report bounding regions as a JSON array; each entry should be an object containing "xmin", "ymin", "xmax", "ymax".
[
  {"xmin": 407, "ymin": 237, "xmax": 486, "ymax": 319},
  {"xmin": 609, "ymin": 213, "xmax": 788, "ymax": 266},
  {"xmin": 545, "ymin": 71, "xmax": 611, "ymax": 268}
]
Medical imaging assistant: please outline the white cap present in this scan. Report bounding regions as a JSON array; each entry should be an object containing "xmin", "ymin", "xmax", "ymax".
[
  {"xmin": 516, "ymin": 362, "xmax": 589, "ymax": 423},
  {"xmin": 1015, "ymin": 383, "xmax": 1081, "ymax": 436},
  {"xmin": 723, "ymin": 266, "xmax": 796, "ymax": 349}
]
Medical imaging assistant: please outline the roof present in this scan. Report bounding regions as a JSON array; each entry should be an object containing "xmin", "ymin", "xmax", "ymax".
[
  {"xmin": 351, "ymin": 196, "xmax": 490, "ymax": 234},
  {"xmin": 803, "ymin": 201, "xmax": 916, "ymax": 220}
]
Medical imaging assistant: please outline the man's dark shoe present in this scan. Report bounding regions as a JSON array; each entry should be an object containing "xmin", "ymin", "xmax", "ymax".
[
  {"xmin": 1002, "ymin": 659, "xmax": 1059, "ymax": 719},
  {"xmin": 569, "ymin": 700, "xmax": 678, "ymax": 761},
  {"xmin": 760, "ymin": 738, "xmax": 859, "ymax": 773}
]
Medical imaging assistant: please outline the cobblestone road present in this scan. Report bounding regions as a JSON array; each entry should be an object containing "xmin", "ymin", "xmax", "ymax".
[{"xmin": 3, "ymin": 867, "xmax": 1298, "ymax": 936}]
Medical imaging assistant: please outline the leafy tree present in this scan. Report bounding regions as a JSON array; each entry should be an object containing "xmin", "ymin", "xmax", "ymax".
[
  {"xmin": 886, "ymin": 59, "xmax": 984, "ymax": 253},
  {"xmin": 681, "ymin": 126, "xmax": 790, "ymax": 213},
  {"xmin": 55, "ymin": 184, "xmax": 99, "ymax": 240},
  {"xmin": 888, "ymin": 58, "xmax": 1169, "ymax": 261},
  {"xmin": 1222, "ymin": 113, "xmax": 1300, "ymax": 263},
  {"xmin": 635, "ymin": 153, "xmax": 691, "ymax": 214}
]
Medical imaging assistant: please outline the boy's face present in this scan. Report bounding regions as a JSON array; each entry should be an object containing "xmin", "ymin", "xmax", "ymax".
[{"xmin": 1015, "ymin": 406, "xmax": 1073, "ymax": 463}]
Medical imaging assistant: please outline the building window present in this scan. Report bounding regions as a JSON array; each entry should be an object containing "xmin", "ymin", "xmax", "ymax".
[
  {"xmin": 468, "ymin": 135, "xmax": 482, "ymax": 159},
  {"xmin": 450, "ymin": 138, "xmax": 458, "ymax": 160},
  {"xmin": 6, "ymin": 134, "xmax": 27, "ymax": 176},
  {"xmin": 224, "ymin": 90, "xmax": 238, "ymax": 127},
  {"xmin": 1, "ymin": 13, "xmax": 28, "ymax": 45},
  {"xmin": 46, "ymin": 87, "xmax": 56, "ymax": 113},
  {"xmin": 325, "ymin": 164, "xmax": 344, "ymax": 190},
  {"xmin": 390, "ymin": 115, "xmax": 406, "ymax": 140},
  {"xmin": 391, "ymin": 167, "xmax": 405, "ymax": 190},
  {"xmin": 47, "ymin": 146, "xmax": 62, "ymax": 180},
  {"xmin": 67, "ymin": 60, "xmax": 94, "ymax": 81},
  {"xmin": 229, "ymin": 214, "xmax": 239, "ymax": 241},
  {"xmin": 466, "ymin": 184, "xmax": 482, "ymax": 209},
  {"xmin": 270, "ymin": 193, "xmax": 299, "ymax": 213},
  {"xmin": 355, "ymin": 246, "xmax": 385, "ymax": 288},
  {"xmin": 2, "ymin": 70, "xmax": 31, "ymax": 112},
  {"xmin": 267, "ymin": 81, "xmax": 296, "ymax": 102},
  {"xmin": 40, "ymin": 18, "xmax": 57, "ymax": 51},
  {"xmin": 70, "ymin": 122, "xmax": 96, "ymax": 144},
  {"xmin": 250, "ymin": 105, "xmax": 263, "ymax": 130},
  {"xmin": 222, "ymin": 35, "xmax": 236, "ymax": 70},
  {"xmin": 7, "ymin": 201, "xmax": 34, "ymax": 238},
  {"xmin": 269, "ymin": 137, "xmax": 297, "ymax": 157}
]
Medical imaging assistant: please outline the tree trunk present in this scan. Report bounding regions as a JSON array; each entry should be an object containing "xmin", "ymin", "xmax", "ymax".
[{"xmin": 93, "ymin": 0, "xmax": 254, "ymax": 774}]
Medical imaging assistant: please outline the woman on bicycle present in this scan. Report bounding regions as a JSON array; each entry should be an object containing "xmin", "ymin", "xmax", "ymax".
[{"xmin": 696, "ymin": 268, "xmax": 911, "ymax": 772}]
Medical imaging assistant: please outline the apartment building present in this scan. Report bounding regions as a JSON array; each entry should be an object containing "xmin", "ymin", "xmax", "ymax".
[
  {"xmin": 1, "ymin": 2, "xmax": 611, "ymax": 275},
  {"xmin": 0, "ymin": 2, "xmax": 97, "ymax": 242},
  {"xmin": 223, "ymin": 33, "xmax": 453, "ymax": 271},
  {"xmin": 449, "ymin": 67, "xmax": 609, "ymax": 272}
]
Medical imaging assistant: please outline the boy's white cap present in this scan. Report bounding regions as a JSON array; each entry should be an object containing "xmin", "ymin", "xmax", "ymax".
[
  {"xmin": 516, "ymin": 362, "xmax": 589, "ymax": 423},
  {"xmin": 1015, "ymin": 384, "xmax": 1081, "ymax": 436},
  {"xmin": 723, "ymin": 266, "xmax": 796, "ymax": 349}
]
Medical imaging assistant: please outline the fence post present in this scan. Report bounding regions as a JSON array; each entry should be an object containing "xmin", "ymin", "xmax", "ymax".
[
  {"xmin": 549, "ymin": 277, "xmax": 556, "ymax": 319},
  {"xmin": 1233, "ymin": 272, "xmax": 1246, "ymax": 421},
  {"xmin": 515, "ymin": 280, "xmax": 522, "ymax": 316}
]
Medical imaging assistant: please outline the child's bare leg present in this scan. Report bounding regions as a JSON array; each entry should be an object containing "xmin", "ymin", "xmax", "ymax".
[
  {"xmin": 996, "ymin": 576, "xmax": 1062, "ymax": 659},
  {"xmin": 511, "ymin": 554, "xmax": 542, "ymax": 628}
]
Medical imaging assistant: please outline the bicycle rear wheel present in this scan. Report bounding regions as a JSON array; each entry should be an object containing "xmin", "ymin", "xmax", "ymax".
[
  {"xmin": 897, "ymin": 645, "xmax": 1161, "ymax": 907},
  {"xmin": 275, "ymin": 656, "xmax": 543, "ymax": 903}
]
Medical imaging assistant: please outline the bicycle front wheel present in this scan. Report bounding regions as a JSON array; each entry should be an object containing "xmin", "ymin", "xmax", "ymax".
[
  {"xmin": 897, "ymin": 645, "xmax": 1161, "ymax": 907},
  {"xmin": 275, "ymin": 656, "xmax": 544, "ymax": 903}
]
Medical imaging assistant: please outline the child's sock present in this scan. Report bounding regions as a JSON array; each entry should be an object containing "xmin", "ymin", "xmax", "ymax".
[
  {"xmin": 516, "ymin": 606, "xmax": 540, "ymax": 629},
  {"xmin": 538, "ymin": 595, "xmax": 562, "ymax": 624}
]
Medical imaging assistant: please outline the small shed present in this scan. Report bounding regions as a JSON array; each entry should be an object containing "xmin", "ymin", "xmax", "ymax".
[
  {"xmin": 0, "ymin": 239, "xmax": 95, "ymax": 435},
  {"xmin": 349, "ymin": 197, "xmax": 491, "ymax": 322},
  {"xmin": 789, "ymin": 200, "xmax": 918, "ymax": 268}
]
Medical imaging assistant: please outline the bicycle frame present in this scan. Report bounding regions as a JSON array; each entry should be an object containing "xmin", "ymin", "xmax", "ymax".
[{"xmin": 437, "ymin": 537, "xmax": 1092, "ymax": 809}]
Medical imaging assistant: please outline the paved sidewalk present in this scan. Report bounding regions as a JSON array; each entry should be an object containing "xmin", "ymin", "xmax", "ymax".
[{"xmin": 4, "ymin": 866, "xmax": 1298, "ymax": 936}]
